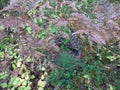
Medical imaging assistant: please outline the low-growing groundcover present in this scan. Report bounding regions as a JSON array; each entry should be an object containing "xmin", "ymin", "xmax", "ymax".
[
  {"xmin": 46, "ymin": 39, "xmax": 120, "ymax": 90},
  {"xmin": 71, "ymin": 43, "xmax": 120, "ymax": 90},
  {"xmin": 0, "ymin": 36, "xmax": 120, "ymax": 90},
  {"xmin": 0, "ymin": 0, "xmax": 120, "ymax": 90}
]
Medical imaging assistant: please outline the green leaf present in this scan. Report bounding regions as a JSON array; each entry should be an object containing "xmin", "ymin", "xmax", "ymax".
[
  {"xmin": 16, "ymin": 61, "xmax": 22, "ymax": 67},
  {"xmin": 38, "ymin": 87, "xmax": 44, "ymax": 90},
  {"xmin": 13, "ymin": 77, "xmax": 20, "ymax": 86},
  {"xmin": 26, "ymin": 57, "xmax": 33, "ymax": 62},
  {"xmin": 38, "ymin": 80, "xmax": 46, "ymax": 87},
  {"xmin": 8, "ymin": 77, "xmax": 15, "ymax": 85},
  {"xmin": 12, "ymin": 63, "xmax": 16, "ymax": 69},
  {"xmin": 40, "ymin": 75, "xmax": 45, "ymax": 80},
  {"xmin": 25, "ymin": 75, "xmax": 29, "ymax": 80},
  {"xmin": 18, "ymin": 86, "xmax": 31, "ymax": 90},
  {"xmin": 18, "ymin": 57, "xmax": 23, "ymax": 62},
  {"xmin": 22, "ymin": 80, "xmax": 27, "ymax": 86},
  {"xmin": 109, "ymin": 84, "xmax": 115, "ymax": 90},
  {"xmin": 21, "ymin": 73, "xmax": 26, "ymax": 78},
  {"xmin": 0, "ymin": 82, "xmax": 8, "ymax": 88},
  {"xmin": 26, "ymin": 26, "xmax": 32, "ymax": 34},
  {"xmin": 107, "ymin": 56, "xmax": 116, "ymax": 61},
  {"xmin": 11, "ymin": 87, "xmax": 15, "ymax": 90},
  {"xmin": 41, "ymin": 67, "xmax": 46, "ymax": 71},
  {"xmin": 83, "ymin": 74, "xmax": 90, "ymax": 79},
  {"xmin": 30, "ymin": 75, "xmax": 35, "ymax": 79},
  {"xmin": 0, "ymin": 72, "xmax": 8, "ymax": 80}
]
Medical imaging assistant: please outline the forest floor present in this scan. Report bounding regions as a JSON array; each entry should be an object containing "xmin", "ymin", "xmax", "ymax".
[{"xmin": 0, "ymin": 0, "xmax": 120, "ymax": 90}]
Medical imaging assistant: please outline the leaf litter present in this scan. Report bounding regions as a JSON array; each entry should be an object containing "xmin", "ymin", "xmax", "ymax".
[{"xmin": 0, "ymin": 0, "xmax": 120, "ymax": 89}]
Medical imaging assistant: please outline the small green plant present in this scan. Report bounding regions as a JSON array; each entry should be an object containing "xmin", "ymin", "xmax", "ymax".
[
  {"xmin": 70, "ymin": 40, "xmax": 120, "ymax": 90},
  {"xmin": 7, "ymin": 72, "xmax": 34, "ymax": 90},
  {"xmin": 0, "ymin": 37, "xmax": 16, "ymax": 60},
  {"xmin": 24, "ymin": 24, "xmax": 32, "ymax": 34},
  {"xmin": 0, "ymin": 39, "xmax": 35, "ymax": 90},
  {"xmin": 37, "ymin": 30, "xmax": 48, "ymax": 39},
  {"xmin": 48, "ymin": 51, "xmax": 80, "ymax": 89},
  {"xmin": 44, "ymin": 8, "xmax": 57, "ymax": 18},
  {"xmin": 34, "ymin": 18, "xmax": 47, "ymax": 28},
  {"xmin": 0, "ymin": 49, "xmax": 35, "ymax": 90},
  {"xmin": 0, "ymin": 37, "xmax": 11, "ymax": 49},
  {"xmin": 59, "ymin": 26, "xmax": 71, "ymax": 34},
  {"xmin": 58, "ymin": 4, "xmax": 72, "ymax": 17},
  {"xmin": 76, "ymin": 0, "xmax": 97, "ymax": 18},
  {"xmin": 44, "ymin": 4, "xmax": 72, "ymax": 18},
  {"xmin": 27, "ymin": 9, "xmax": 37, "ymax": 19},
  {"xmin": 0, "ymin": 72, "xmax": 9, "ymax": 88},
  {"xmin": 37, "ymin": 26, "xmax": 58, "ymax": 39}
]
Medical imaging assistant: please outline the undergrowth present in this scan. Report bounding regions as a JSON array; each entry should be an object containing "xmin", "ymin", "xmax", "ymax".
[
  {"xmin": 46, "ymin": 37, "xmax": 120, "ymax": 90},
  {"xmin": 76, "ymin": 0, "xmax": 97, "ymax": 19},
  {"xmin": 48, "ymin": 51, "xmax": 80, "ymax": 89},
  {"xmin": 0, "ymin": 29, "xmax": 120, "ymax": 90},
  {"xmin": 0, "ymin": 0, "xmax": 120, "ymax": 90},
  {"xmin": 0, "ymin": 0, "xmax": 8, "ymax": 10}
]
